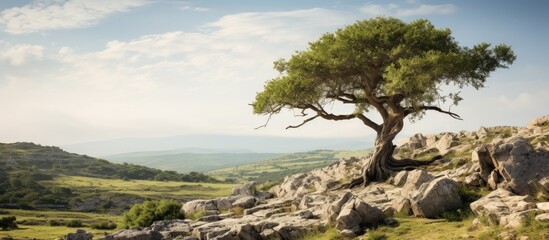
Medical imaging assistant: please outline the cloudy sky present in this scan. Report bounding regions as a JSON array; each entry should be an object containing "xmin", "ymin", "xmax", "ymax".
[{"xmin": 1, "ymin": 0, "xmax": 548, "ymax": 146}]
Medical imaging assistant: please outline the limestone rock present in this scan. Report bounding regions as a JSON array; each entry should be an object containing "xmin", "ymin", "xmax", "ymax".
[
  {"xmin": 470, "ymin": 188, "xmax": 536, "ymax": 227},
  {"xmin": 233, "ymin": 196, "xmax": 257, "ymax": 209},
  {"xmin": 527, "ymin": 115, "xmax": 549, "ymax": 129},
  {"xmin": 410, "ymin": 177, "xmax": 462, "ymax": 218},
  {"xmin": 182, "ymin": 199, "xmax": 218, "ymax": 217},
  {"xmin": 535, "ymin": 213, "xmax": 549, "ymax": 222},
  {"xmin": 392, "ymin": 170, "xmax": 409, "ymax": 187},
  {"xmin": 482, "ymin": 137, "xmax": 549, "ymax": 195},
  {"xmin": 403, "ymin": 169, "xmax": 433, "ymax": 192}
]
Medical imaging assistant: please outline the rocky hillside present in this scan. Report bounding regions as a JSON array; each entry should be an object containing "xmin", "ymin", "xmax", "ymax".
[{"xmin": 87, "ymin": 116, "xmax": 549, "ymax": 240}]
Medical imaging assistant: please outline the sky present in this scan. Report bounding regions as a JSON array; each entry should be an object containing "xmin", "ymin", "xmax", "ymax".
[{"xmin": 0, "ymin": 0, "xmax": 548, "ymax": 147}]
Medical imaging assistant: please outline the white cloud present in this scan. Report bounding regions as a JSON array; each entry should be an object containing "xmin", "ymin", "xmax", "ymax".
[
  {"xmin": 360, "ymin": 3, "xmax": 456, "ymax": 17},
  {"xmin": 181, "ymin": 6, "xmax": 210, "ymax": 12},
  {"xmin": 0, "ymin": 8, "xmax": 359, "ymax": 144},
  {"xmin": 0, "ymin": 44, "xmax": 44, "ymax": 65},
  {"xmin": 0, "ymin": 0, "xmax": 150, "ymax": 34}
]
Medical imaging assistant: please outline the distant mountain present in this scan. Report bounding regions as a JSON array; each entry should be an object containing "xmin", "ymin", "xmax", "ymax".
[
  {"xmin": 61, "ymin": 134, "xmax": 374, "ymax": 157},
  {"xmin": 104, "ymin": 151, "xmax": 284, "ymax": 173}
]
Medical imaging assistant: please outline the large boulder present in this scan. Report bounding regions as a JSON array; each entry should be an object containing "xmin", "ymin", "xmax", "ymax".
[
  {"xmin": 409, "ymin": 177, "xmax": 462, "ymax": 218},
  {"xmin": 182, "ymin": 199, "xmax": 218, "ymax": 217},
  {"xmin": 477, "ymin": 137, "xmax": 549, "ymax": 195},
  {"xmin": 470, "ymin": 188, "xmax": 537, "ymax": 228},
  {"xmin": 403, "ymin": 169, "xmax": 433, "ymax": 192},
  {"xmin": 326, "ymin": 192, "xmax": 383, "ymax": 234}
]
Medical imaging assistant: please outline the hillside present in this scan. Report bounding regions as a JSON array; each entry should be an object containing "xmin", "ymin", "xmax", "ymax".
[
  {"xmin": 209, "ymin": 149, "xmax": 371, "ymax": 183},
  {"xmin": 99, "ymin": 116, "xmax": 549, "ymax": 240},
  {"xmin": 104, "ymin": 150, "xmax": 284, "ymax": 173},
  {"xmin": 0, "ymin": 142, "xmax": 224, "ymax": 211}
]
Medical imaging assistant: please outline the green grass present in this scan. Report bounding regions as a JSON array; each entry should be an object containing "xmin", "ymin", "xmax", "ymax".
[
  {"xmin": 40, "ymin": 175, "xmax": 234, "ymax": 200},
  {"xmin": 209, "ymin": 149, "xmax": 370, "ymax": 183},
  {"xmin": 0, "ymin": 209, "xmax": 120, "ymax": 239}
]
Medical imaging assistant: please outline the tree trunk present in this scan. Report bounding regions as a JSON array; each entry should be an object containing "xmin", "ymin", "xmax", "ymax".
[{"xmin": 342, "ymin": 116, "xmax": 438, "ymax": 188}]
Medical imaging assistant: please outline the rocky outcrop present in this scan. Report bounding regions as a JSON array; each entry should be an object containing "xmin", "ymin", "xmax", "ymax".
[
  {"xmin": 100, "ymin": 115, "xmax": 549, "ymax": 239},
  {"xmin": 474, "ymin": 137, "xmax": 549, "ymax": 196},
  {"xmin": 470, "ymin": 189, "xmax": 539, "ymax": 228}
]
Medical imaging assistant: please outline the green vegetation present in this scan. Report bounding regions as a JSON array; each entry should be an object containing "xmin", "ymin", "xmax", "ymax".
[
  {"xmin": 0, "ymin": 216, "xmax": 17, "ymax": 230},
  {"xmin": 0, "ymin": 142, "xmax": 227, "ymax": 211},
  {"xmin": 121, "ymin": 200, "xmax": 182, "ymax": 229},
  {"xmin": 209, "ymin": 149, "xmax": 370, "ymax": 183},
  {"xmin": 300, "ymin": 227, "xmax": 341, "ymax": 240},
  {"xmin": 106, "ymin": 151, "xmax": 284, "ymax": 173},
  {"xmin": 0, "ymin": 209, "xmax": 120, "ymax": 239}
]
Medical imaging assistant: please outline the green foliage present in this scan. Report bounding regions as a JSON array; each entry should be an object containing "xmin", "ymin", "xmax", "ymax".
[
  {"xmin": 48, "ymin": 219, "xmax": 62, "ymax": 226},
  {"xmin": 253, "ymin": 17, "xmax": 515, "ymax": 128},
  {"xmin": 91, "ymin": 221, "xmax": 117, "ymax": 230},
  {"xmin": 0, "ymin": 216, "xmax": 17, "ymax": 230},
  {"xmin": 122, "ymin": 200, "xmax": 182, "ymax": 229},
  {"xmin": 65, "ymin": 219, "xmax": 83, "ymax": 227},
  {"xmin": 185, "ymin": 210, "xmax": 207, "ymax": 221}
]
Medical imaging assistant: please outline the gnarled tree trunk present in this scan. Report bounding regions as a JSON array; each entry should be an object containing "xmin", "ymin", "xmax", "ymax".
[{"xmin": 344, "ymin": 115, "xmax": 438, "ymax": 188}]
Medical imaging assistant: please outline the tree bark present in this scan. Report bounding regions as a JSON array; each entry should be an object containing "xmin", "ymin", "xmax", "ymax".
[{"xmin": 343, "ymin": 116, "xmax": 438, "ymax": 188}]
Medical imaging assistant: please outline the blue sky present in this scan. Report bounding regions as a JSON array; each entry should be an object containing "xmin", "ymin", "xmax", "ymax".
[{"xmin": 0, "ymin": 0, "xmax": 548, "ymax": 146}]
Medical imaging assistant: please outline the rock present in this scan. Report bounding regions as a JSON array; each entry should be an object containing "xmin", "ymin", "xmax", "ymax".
[
  {"xmin": 487, "ymin": 170, "xmax": 499, "ymax": 190},
  {"xmin": 477, "ymin": 127, "xmax": 489, "ymax": 139},
  {"xmin": 298, "ymin": 210, "xmax": 315, "ymax": 219},
  {"xmin": 403, "ymin": 169, "xmax": 433, "ymax": 192},
  {"xmin": 335, "ymin": 207, "xmax": 362, "ymax": 231},
  {"xmin": 500, "ymin": 210, "xmax": 537, "ymax": 229},
  {"xmin": 465, "ymin": 172, "xmax": 483, "ymax": 186},
  {"xmin": 260, "ymin": 228, "xmax": 279, "ymax": 240},
  {"xmin": 527, "ymin": 115, "xmax": 549, "ymax": 129},
  {"xmin": 325, "ymin": 191, "xmax": 353, "ymax": 222},
  {"xmin": 392, "ymin": 195, "xmax": 411, "ymax": 216},
  {"xmin": 273, "ymin": 225, "xmax": 309, "ymax": 240},
  {"xmin": 231, "ymin": 182, "xmax": 258, "ymax": 197},
  {"xmin": 100, "ymin": 229, "xmax": 163, "ymax": 240},
  {"xmin": 536, "ymin": 202, "xmax": 549, "ymax": 212},
  {"xmin": 497, "ymin": 231, "xmax": 517, "ymax": 240},
  {"xmin": 65, "ymin": 229, "xmax": 93, "ymax": 240},
  {"xmin": 470, "ymin": 188, "xmax": 536, "ymax": 227},
  {"xmin": 410, "ymin": 177, "xmax": 462, "ymax": 218},
  {"xmin": 392, "ymin": 170, "xmax": 409, "ymax": 187},
  {"xmin": 182, "ymin": 199, "xmax": 218, "ymax": 217},
  {"xmin": 484, "ymin": 137, "xmax": 549, "ymax": 195},
  {"xmin": 233, "ymin": 196, "xmax": 256, "ymax": 209},
  {"xmin": 340, "ymin": 229, "xmax": 358, "ymax": 238},
  {"xmin": 436, "ymin": 133, "xmax": 459, "ymax": 154},
  {"xmin": 535, "ymin": 213, "xmax": 549, "ymax": 222}
]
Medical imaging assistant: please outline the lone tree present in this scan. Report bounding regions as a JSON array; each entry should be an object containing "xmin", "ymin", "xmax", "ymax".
[{"xmin": 252, "ymin": 17, "xmax": 515, "ymax": 186}]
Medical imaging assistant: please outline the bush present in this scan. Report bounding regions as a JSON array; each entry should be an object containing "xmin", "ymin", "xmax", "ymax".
[
  {"xmin": 48, "ymin": 220, "xmax": 62, "ymax": 226},
  {"xmin": 122, "ymin": 200, "xmax": 182, "ymax": 229},
  {"xmin": 91, "ymin": 221, "xmax": 117, "ymax": 230},
  {"xmin": 0, "ymin": 216, "xmax": 17, "ymax": 230},
  {"xmin": 65, "ymin": 219, "xmax": 83, "ymax": 227}
]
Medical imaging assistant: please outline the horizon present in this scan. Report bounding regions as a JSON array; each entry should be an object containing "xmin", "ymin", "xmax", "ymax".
[{"xmin": 1, "ymin": 0, "xmax": 548, "ymax": 147}]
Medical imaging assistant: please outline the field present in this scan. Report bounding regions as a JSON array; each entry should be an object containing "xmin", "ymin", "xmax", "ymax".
[
  {"xmin": 209, "ymin": 149, "xmax": 371, "ymax": 183},
  {"xmin": 0, "ymin": 209, "xmax": 120, "ymax": 239},
  {"xmin": 0, "ymin": 177, "xmax": 234, "ymax": 239},
  {"xmin": 40, "ymin": 175, "xmax": 234, "ymax": 201}
]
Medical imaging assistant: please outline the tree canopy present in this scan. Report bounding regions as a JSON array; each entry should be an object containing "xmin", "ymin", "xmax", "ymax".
[{"xmin": 252, "ymin": 17, "xmax": 515, "ymax": 132}]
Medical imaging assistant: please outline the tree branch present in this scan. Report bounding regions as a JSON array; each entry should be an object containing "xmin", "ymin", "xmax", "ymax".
[
  {"xmin": 357, "ymin": 114, "xmax": 381, "ymax": 133},
  {"xmin": 406, "ymin": 106, "xmax": 463, "ymax": 120},
  {"xmin": 286, "ymin": 115, "xmax": 320, "ymax": 129},
  {"xmin": 255, "ymin": 112, "xmax": 274, "ymax": 129}
]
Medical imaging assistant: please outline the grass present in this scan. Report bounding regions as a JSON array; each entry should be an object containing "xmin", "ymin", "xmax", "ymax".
[
  {"xmin": 0, "ymin": 176, "xmax": 233, "ymax": 239},
  {"xmin": 0, "ymin": 209, "xmax": 120, "ymax": 239},
  {"xmin": 300, "ymin": 227, "xmax": 340, "ymax": 240},
  {"xmin": 40, "ymin": 175, "xmax": 234, "ymax": 200}
]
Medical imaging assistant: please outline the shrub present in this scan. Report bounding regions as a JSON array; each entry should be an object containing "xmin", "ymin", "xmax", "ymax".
[
  {"xmin": 122, "ymin": 200, "xmax": 182, "ymax": 228},
  {"xmin": 65, "ymin": 219, "xmax": 83, "ymax": 227},
  {"xmin": 48, "ymin": 220, "xmax": 62, "ymax": 226},
  {"xmin": 0, "ymin": 216, "xmax": 17, "ymax": 230},
  {"xmin": 91, "ymin": 221, "xmax": 117, "ymax": 230}
]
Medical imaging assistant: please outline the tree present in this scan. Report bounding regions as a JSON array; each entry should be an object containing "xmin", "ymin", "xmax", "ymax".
[{"xmin": 252, "ymin": 17, "xmax": 515, "ymax": 186}]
